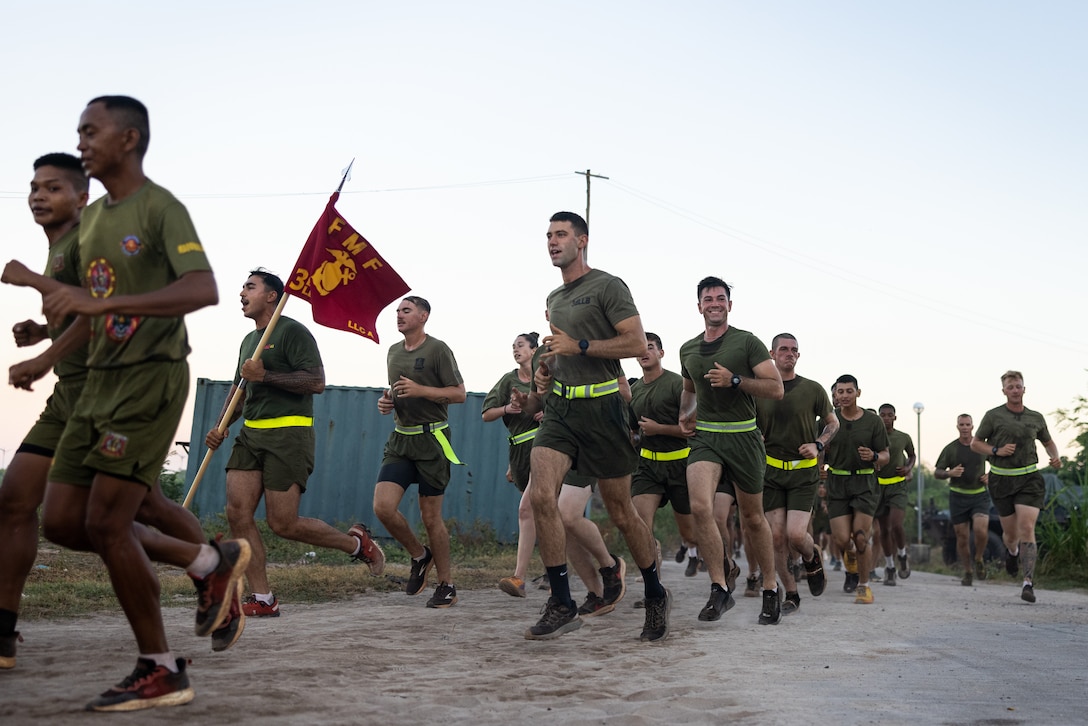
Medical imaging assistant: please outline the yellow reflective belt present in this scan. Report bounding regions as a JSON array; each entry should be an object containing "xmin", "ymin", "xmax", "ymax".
[
  {"xmin": 878, "ymin": 476, "xmax": 906, "ymax": 485},
  {"xmin": 828, "ymin": 468, "xmax": 875, "ymax": 476},
  {"xmin": 244, "ymin": 415, "xmax": 313, "ymax": 429},
  {"xmin": 508, "ymin": 428, "xmax": 539, "ymax": 446},
  {"xmin": 990, "ymin": 464, "xmax": 1037, "ymax": 476},
  {"xmin": 551, "ymin": 378, "xmax": 620, "ymax": 399},
  {"xmin": 950, "ymin": 486, "xmax": 987, "ymax": 495},
  {"xmin": 394, "ymin": 421, "xmax": 464, "ymax": 465},
  {"xmin": 640, "ymin": 447, "xmax": 690, "ymax": 462},
  {"xmin": 766, "ymin": 456, "xmax": 818, "ymax": 471},
  {"xmin": 695, "ymin": 418, "xmax": 757, "ymax": 434}
]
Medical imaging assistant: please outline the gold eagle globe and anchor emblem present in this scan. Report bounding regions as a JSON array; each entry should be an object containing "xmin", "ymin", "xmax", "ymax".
[{"xmin": 311, "ymin": 248, "xmax": 357, "ymax": 296}]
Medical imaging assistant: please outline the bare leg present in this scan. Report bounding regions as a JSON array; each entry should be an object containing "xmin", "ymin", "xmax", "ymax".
[
  {"xmin": 687, "ymin": 461, "xmax": 726, "ymax": 588},
  {"xmin": 419, "ymin": 494, "xmax": 452, "ymax": 583},
  {"xmin": 374, "ymin": 481, "xmax": 424, "ymax": 558},
  {"xmin": 735, "ymin": 488, "xmax": 777, "ymax": 591},
  {"xmin": 0, "ymin": 453, "xmax": 50, "ymax": 615},
  {"xmin": 513, "ymin": 481, "xmax": 536, "ymax": 580},
  {"xmin": 559, "ymin": 484, "xmax": 612, "ymax": 569},
  {"xmin": 226, "ymin": 470, "xmax": 272, "ymax": 593}
]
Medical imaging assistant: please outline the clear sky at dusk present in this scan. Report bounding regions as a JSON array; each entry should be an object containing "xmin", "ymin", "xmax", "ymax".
[{"xmin": 1, "ymin": 2, "xmax": 1085, "ymax": 472}]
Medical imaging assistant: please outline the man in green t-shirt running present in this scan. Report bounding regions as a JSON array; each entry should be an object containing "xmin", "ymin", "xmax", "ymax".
[
  {"xmin": 28, "ymin": 96, "xmax": 251, "ymax": 711},
  {"xmin": 755, "ymin": 333, "xmax": 837, "ymax": 615},
  {"xmin": 205, "ymin": 270, "xmax": 385, "ymax": 618},
  {"xmin": 874, "ymin": 404, "xmax": 916, "ymax": 585},
  {"xmin": 679, "ymin": 277, "xmax": 784, "ymax": 626},
  {"xmin": 935, "ymin": 414, "xmax": 991, "ymax": 586},
  {"xmin": 514, "ymin": 211, "xmax": 670, "ymax": 643},
  {"xmin": 824, "ymin": 375, "xmax": 888, "ymax": 605},
  {"xmin": 374, "ymin": 296, "xmax": 466, "ymax": 609},
  {"xmin": 970, "ymin": 370, "xmax": 1061, "ymax": 603}
]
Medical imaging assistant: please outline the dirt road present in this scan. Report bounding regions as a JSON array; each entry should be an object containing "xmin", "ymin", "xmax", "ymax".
[{"xmin": 3, "ymin": 559, "xmax": 1086, "ymax": 724}]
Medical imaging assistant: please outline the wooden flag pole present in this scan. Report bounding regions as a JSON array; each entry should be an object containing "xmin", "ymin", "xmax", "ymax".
[{"xmin": 182, "ymin": 291, "xmax": 291, "ymax": 509}]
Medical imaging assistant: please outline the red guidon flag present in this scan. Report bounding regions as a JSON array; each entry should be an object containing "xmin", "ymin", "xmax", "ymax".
[{"xmin": 286, "ymin": 193, "xmax": 409, "ymax": 343}]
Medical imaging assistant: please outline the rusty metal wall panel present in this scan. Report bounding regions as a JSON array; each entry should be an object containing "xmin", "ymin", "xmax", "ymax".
[{"xmin": 185, "ymin": 379, "xmax": 522, "ymax": 542}]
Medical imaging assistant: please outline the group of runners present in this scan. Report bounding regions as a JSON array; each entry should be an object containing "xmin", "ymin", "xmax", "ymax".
[{"xmin": 0, "ymin": 96, "xmax": 1064, "ymax": 712}]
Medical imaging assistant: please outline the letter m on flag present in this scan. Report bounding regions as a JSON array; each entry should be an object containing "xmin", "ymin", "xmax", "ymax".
[{"xmin": 286, "ymin": 192, "xmax": 409, "ymax": 343}]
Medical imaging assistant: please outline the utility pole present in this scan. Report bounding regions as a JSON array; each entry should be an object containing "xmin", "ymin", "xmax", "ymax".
[{"xmin": 574, "ymin": 169, "xmax": 609, "ymax": 228}]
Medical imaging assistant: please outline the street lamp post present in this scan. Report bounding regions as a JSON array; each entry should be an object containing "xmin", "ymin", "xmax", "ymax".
[{"xmin": 913, "ymin": 402, "xmax": 924, "ymax": 543}]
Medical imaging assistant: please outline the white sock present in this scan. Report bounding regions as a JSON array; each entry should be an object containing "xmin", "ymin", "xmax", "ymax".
[
  {"xmin": 142, "ymin": 653, "xmax": 178, "ymax": 672},
  {"xmin": 897, "ymin": 548, "xmax": 907, "ymax": 557},
  {"xmin": 687, "ymin": 547, "xmax": 698, "ymax": 557},
  {"xmin": 254, "ymin": 592, "xmax": 275, "ymax": 605},
  {"xmin": 186, "ymin": 544, "xmax": 219, "ymax": 578},
  {"xmin": 886, "ymin": 556, "xmax": 895, "ymax": 568}
]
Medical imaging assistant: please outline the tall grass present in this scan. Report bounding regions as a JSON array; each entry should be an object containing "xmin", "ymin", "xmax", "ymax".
[{"xmin": 1036, "ymin": 472, "xmax": 1088, "ymax": 585}]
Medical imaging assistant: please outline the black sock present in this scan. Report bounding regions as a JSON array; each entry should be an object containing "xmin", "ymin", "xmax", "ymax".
[
  {"xmin": 640, "ymin": 562, "xmax": 666, "ymax": 599},
  {"xmin": 546, "ymin": 564, "xmax": 574, "ymax": 608},
  {"xmin": 0, "ymin": 608, "xmax": 17, "ymax": 636}
]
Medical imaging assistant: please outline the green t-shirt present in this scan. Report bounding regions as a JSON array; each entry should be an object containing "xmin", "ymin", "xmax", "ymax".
[
  {"xmin": 935, "ymin": 439, "xmax": 987, "ymax": 489},
  {"xmin": 482, "ymin": 369, "xmax": 536, "ymax": 437},
  {"xmin": 78, "ymin": 180, "xmax": 211, "ymax": 368},
  {"xmin": 755, "ymin": 375, "xmax": 833, "ymax": 460},
  {"xmin": 679, "ymin": 326, "xmax": 770, "ymax": 422},
  {"xmin": 237, "ymin": 316, "xmax": 323, "ymax": 421},
  {"xmin": 46, "ymin": 224, "xmax": 89, "ymax": 380},
  {"xmin": 877, "ymin": 428, "xmax": 915, "ymax": 478},
  {"xmin": 545, "ymin": 269, "xmax": 639, "ymax": 386},
  {"xmin": 975, "ymin": 404, "xmax": 1052, "ymax": 469},
  {"xmin": 387, "ymin": 335, "xmax": 463, "ymax": 426},
  {"xmin": 825, "ymin": 408, "xmax": 889, "ymax": 471},
  {"xmin": 629, "ymin": 369, "xmax": 687, "ymax": 452}
]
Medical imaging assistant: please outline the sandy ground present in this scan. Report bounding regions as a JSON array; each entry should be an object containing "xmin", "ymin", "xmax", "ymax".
[{"xmin": 2, "ymin": 558, "xmax": 1086, "ymax": 725}]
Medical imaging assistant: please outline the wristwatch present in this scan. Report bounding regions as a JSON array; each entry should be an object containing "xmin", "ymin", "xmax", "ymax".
[
  {"xmin": 814, "ymin": 441, "xmax": 824, "ymax": 453},
  {"xmin": 730, "ymin": 374, "xmax": 741, "ymax": 389},
  {"xmin": 578, "ymin": 339, "xmax": 589, "ymax": 356}
]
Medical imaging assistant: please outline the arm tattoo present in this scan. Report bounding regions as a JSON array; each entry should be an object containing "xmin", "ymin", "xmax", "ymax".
[{"xmin": 261, "ymin": 366, "xmax": 325, "ymax": 394}]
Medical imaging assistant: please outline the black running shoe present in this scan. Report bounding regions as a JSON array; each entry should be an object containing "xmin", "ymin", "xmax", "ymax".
[
  {"xmin": 578, "ymin": 592, "xmax": 615, "ymax": 617},
  {"xmin": 406, "ymin": 546, "xmax": 434, "ymax": 596},
  {"xmin": 803, "ymin": 547, "xmax": 826, "ymax": 597},
  {"xmin": 600, "ymin": 554, "xmax": 627, "ymax": 607},
  {"xmin": 884, "ymin": 566, "xmax": 897, "ymax": 586},
  {"xmin": 674, "ymin": 544, "xmax": 686, "ymax": 564},
  {"xmin": 525, "ymin": 597, "xmax": 582, "ymax": 640},
  {"xmin": 781, "ymin": 591, "xmax": 801, "ymax": 616},
  {"xmin": 85, "ymin": 658, "xmax": 195, "ymax": 712},
  {"xmin": 1021, "ymin": 584, "xmax": 1036, "ymax": 603},
  {"xmin": 758, "ymin": 589, "xmax": 782, "ymax": 625},
  {"xmin": 897, "ymin": 553, "xmax": 911, "ymax": 579},
  {"xmin": 640, "ymin": 588, "xmax": 671, "ymax": 642},
  {"xmin": 975, "ymin": 559, "xmax": 988, "ymax": 581},
  {"xmin": 684, "ymin": 556, "xmax": 699, "ymax": 577},
  {"xmin": 697, "ymin": 583, "xmax": 735, "ymax": 622},
  {"xmin": 1005, "ymin": 549, "xmax": 1019, "ymax": 577},
  {"xmin": 426, "ymin": 582, "xmax": 458, "ymax": 608},
  {"xmin": 843, "ymin": 571, "xmax": 859, "ymax": 593}
]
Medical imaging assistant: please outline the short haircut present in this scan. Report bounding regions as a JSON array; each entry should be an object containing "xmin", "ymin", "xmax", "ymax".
[
  {"xmin": 1001, "ymin": 370, "xmax": 1024, "ymax": 386},
  {"xmin": 957, "ymin": 413, "xmax": 972, "ymax": 420},
  {"xmin": 549, "ymin": 211, "xmax": 588, "ymax": 237},
  {"xmin": 249, "ymin": 268, "xmax": 284, "ymax": 300},
  {"xmin": 835, "ymin": 374, "xmax": 859, "ymax": 388},
  {"xmin": 403, "ymin": 295, "xmax": 431, "ymax": 313},
  {"xmin": 771, "ymin": 333, "xmax": 797, "ymax": 349},
  {"xmin": 646, "ymin": 332, "xmax": 663, "ymax": 350},
  {"xmin": 33, "ymin": 152, "xmax": 88, "ymax": 194},
  {"xmin": 879, "ymin": 403, "xmax": 895, "ymax": 413},
  {"xmin": 518, "ymin": 331, "xmax": 539, "ymax": 348},
  {"xmin": 697, "ymin": 276, "xmax": 731, "ymax": 300},
  {"xmin": 88, "ymin": 95, "xmax": 150, "ymax": 156}
]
